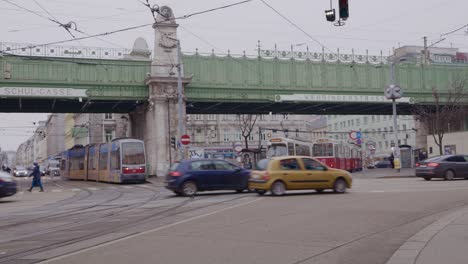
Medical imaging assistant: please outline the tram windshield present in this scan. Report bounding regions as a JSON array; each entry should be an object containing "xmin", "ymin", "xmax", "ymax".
[
  {"xmin": 122, "ymin": 142, "xmax": 145, "ymax": 165},
  {"xmin": 313, "ymin": 143, "xmax": 334, "ymax": 157},
  {"xmin": 267, "ymin": 144, "xmax": 288, "ymax": 157}
]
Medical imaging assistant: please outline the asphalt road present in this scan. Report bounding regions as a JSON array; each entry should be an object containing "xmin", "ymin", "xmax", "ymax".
[{"xmin": 2, "ymin": 177, "xmax": 468, "ymax": 264}]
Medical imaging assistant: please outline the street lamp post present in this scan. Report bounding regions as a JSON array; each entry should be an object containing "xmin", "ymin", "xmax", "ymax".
[
  {"xmin": 385, "ymin": 56, "xmax": 406, "ymax": 171},
  {"xmin": 175, "ymin": 39, "xmax": 185, "ymax": 160}
]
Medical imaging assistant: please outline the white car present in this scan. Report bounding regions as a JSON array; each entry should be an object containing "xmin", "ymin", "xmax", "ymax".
[{"xmin": 14, "ymin": 166, "xmax": 29, "ymax": 177}]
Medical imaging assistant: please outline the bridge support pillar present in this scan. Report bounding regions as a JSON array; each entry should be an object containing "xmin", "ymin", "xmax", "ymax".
[{"xmin": 130, "ymin": 77, "xmax": 190, "ymax": 177}]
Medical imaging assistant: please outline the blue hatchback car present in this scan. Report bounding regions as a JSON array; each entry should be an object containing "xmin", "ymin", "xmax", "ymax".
[{"xmin": 165, "ymin": 159, "xmax": 250, "ymax": 196}]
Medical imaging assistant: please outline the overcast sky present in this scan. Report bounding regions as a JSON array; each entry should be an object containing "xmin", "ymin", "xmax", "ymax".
[{"xmin": 1, "ymin": 0, "xmax": 467, "ymax": 151}]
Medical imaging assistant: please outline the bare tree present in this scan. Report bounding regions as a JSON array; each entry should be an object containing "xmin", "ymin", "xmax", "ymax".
[
  {"xmin": 412, "ymin": 81, "xmax": 468, "ymax": 155},
  {"xmin": 237, "ymin": 114, "xmax": 259, "ymax": 150}
]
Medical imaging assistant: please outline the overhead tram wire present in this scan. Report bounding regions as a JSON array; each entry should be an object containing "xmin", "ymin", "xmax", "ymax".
[
  {"xmin": 0, "ymin": 0, "xmax": 255, "ymax": 54},
  {"xmin": 176, "ymin": 0, "xmax": 253, "ymax": 20},
  {"xmin": 6, "ymin": 0, "xmax": 126, "ymax": 48},
  {"xmin": 258, "ymin": 0, "xmax": 336, "ymax": 55}
]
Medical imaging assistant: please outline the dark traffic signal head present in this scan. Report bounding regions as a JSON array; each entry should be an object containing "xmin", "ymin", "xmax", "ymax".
[
  {"xmin": 339, "ymin": 0, "xmax": 349, "ymax": 20},
  {"xmin": 170, "ymin": 137, "xmax": 177, "ymax": 149},
  {"xmin": 325, "ymin": 9, "xmax": 336, "ymax": 22}
]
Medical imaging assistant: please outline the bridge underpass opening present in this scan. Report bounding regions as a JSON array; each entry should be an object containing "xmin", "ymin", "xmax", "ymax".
[{"xmin": 0, "ymin": 98, "xmax": 142, "ymax": 113}]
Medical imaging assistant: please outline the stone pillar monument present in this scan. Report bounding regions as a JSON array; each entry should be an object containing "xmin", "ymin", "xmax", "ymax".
[{"xmin": 136, "ymin": 6, "xmax": 191, "ymax": 176}]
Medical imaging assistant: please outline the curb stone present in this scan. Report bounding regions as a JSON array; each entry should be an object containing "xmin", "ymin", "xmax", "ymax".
[{"xmin": 385, "ymin": 206, "xmax": 468, "ymax": 264}]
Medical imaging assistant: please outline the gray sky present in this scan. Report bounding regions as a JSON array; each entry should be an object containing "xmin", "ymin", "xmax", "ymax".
[{"xmin": 1, "ymin": 0, "xmax": 467, "ymax": 151}]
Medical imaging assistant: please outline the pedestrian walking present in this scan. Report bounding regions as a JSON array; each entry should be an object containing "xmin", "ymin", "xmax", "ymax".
[
  {"xmin": 28, "ymin": 162, "xmax": 44, "ymax": 192},
  {"xmin": 389, "ymin": 153, "xmax": 395, "ymax": 169}
]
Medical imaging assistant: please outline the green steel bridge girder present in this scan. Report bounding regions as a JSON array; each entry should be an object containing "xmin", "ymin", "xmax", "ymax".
[
  {"xmin": 183, "ymin": 54, "xmax": 468, "ymax": 104},
  {"xmin": 1, "ymin": 54, "xmax": 468, "ymax": 105}
]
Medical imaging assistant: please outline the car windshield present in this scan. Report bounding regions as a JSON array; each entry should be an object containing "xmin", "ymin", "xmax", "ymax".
[
  {"xmin": 16, "ymin": 166, "xmax": 25, "ymax": 170},
  {"xmin": 267, "ymin": 144, "xmax": 287, "ymax": 157},
  {"xmin": 255, "ymin": 159, "xmax": 270, "ymax": 171},
  {"xmin": 168, "ymin": 162, "xmax": 180, "ymax": 172}
]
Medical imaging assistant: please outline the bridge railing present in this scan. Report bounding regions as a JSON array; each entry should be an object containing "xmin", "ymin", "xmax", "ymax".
[
  {"xmin": 182, "ymin": 47, "xmax": 389, "ymax": 64},
  {"xmin": 259, "ymin": 48, "xmax": 388, "ymax": 64},
  {"xmin": 0, "ymin": 42, "xmax": 131, "ymax": 60}
]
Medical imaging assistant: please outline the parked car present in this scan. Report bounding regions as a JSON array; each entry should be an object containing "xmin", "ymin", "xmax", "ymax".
[
  {"xmin": 416, "ymin": 155, "xmax": 468, "ymax": 181},
  {"xmin": 39, "ymin": 166, "xmax": 46, "ymax": 176},
  {"xmin": 13, "ymin": 166, "xmax": 28, "ymax": 177},
  {"xmin": 165, "ymin": 159, "xmax": 250, "ymax": 196},
  {"xmin": 374, "ymin": 160, "xmax": 392, "ymax": 168},
  {"xmin": 249, "ymin": 156, "xmax": 352, "ymax": 196},
  {"xmin": 0, "ymin": 171, "xmax": 17, "ymax": 198}
]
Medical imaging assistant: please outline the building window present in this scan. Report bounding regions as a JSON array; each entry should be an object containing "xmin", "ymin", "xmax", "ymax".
[
  {"xmin": 385, "ymin": 141, "xmax": 389, "ymax": 148},
  {"xmin": 371, "ymin": 115, "xmax": 375, "ymax": 122},
  {"xmin": 378, "ymin": 142, "xmax": 382, "ymax": 149},
  {"xmin": 364, "ymin": 116, "xmax": 368, "ymax": 125},
  {"xmin": 104, "ymin": 113, "xmax": 113, "ymax": 119},
  {"xmin": 377, "ymin": 115, "xmax": 380, "ymax": 122},
  {"xmin": 356, "ymin": 118, "xmax": 360, "ymax": 126},
  {"xmin": 223, "ymin": 129, "xmax": 229, "ymax": 142},
  {"xmin": 403, "ymin": 124, "xmax": 407, "ymax": 131},
  {"xmin": 105, "ymin": 130, "xmax": 114, "ymax": 142}
]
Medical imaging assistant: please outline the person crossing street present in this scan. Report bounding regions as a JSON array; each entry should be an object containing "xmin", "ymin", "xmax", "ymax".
[{"xmin": 28, "ymin": 162, "xmax": 44, "ymax": 192}]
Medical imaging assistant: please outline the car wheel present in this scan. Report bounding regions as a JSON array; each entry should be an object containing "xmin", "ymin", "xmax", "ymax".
[
  {"xmin": 181, "ymin": 181, "xmax": 197, "ymax": 196},
  {"xmin": 271, "ymin": 181, "xmax": 286, "ymax": 196},
  {"xmin": 236, "ymin": 189, "xmax": 244, "ymax": 193},
  {"xmin": 255, "ymin": 189, "xmax": 267, "ymax": 195},
  {"xmin": 444, "ymin": 170, "xmax": 455, "ymax": 181},
  {"xmin": 173, "ymin": 191, "xmax": 182, "ymax": 196},
  {"xmin": 424, "ymin": 177, "xmax": 432, "ymax": 181},
  {"xmin": 315, "ymin": 189, "xmax": 324, "ymax": 193},
  {"xmin": 333, "ymin": 178, "xmax": 347, "ymax": 193}
]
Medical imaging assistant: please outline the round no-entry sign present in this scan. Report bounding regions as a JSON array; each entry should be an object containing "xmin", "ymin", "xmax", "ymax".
[{"xmin": 180, "ymin": 134, "xmax": 190, "ymax": 145}]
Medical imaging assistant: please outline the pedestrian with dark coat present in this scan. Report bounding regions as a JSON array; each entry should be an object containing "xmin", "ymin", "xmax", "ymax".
[
  {"xmin": 389, "ymin": 153, "xmax": 395, "ymax": 169},
  {"xmin": 28, "ymin": 162, "xmax": 44, "ymax": 192}
]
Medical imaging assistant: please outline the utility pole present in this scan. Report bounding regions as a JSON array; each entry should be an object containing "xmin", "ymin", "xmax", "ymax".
[{"xmin": 423, "ymin": 36, "xmax": 428, "ymax": 66}]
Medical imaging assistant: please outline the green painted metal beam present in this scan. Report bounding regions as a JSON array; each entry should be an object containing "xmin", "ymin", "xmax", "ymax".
[{"xmin": 1, "ymin": 53, "xmax": 467, "ymax": 106}]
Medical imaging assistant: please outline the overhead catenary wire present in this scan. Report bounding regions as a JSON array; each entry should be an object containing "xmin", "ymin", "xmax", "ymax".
[
  {"xmin": 176, "ymin": 0, "xmax": 253, "ymax": 20},
  {"xmin": 258, "ymin": 0, "xmax": 336, "ymax": 55}
]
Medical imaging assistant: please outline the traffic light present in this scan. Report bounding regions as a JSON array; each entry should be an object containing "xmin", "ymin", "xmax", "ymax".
[
  {"xmin": 325, "ymin": 9, "xmax": 336, "ymax": 22},
  {"xmin": 339, "ymin": 0, "xmax": 349, "ymax": 20},
  {"xmin": 170, "ymin": 137, "xmax": 176, "ymax": 149}
]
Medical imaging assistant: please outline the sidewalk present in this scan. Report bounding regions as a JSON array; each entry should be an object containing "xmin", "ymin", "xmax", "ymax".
[
  {"xmin": 351, "ymin": 168, "xmax": 415, "ymax": 179},
  {"xmin": 386, "ymin": 205, "xmax": 468, "ymax": 264}
]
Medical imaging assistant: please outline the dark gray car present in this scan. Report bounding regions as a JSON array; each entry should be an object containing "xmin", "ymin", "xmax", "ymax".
[{"xmin": 415, "ymin": 155, "xmax": 468, "ymax": 180}]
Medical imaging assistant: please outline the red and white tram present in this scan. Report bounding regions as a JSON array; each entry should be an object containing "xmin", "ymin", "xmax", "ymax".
[{"xmin": 312, "ymin": 138, "xmax": 362, "ymax": 172}]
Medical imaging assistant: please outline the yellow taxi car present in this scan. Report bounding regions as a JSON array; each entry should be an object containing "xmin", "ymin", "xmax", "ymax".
[{"xmin": 249, "ymin": 156, "xmax": 352, "ymax": 196}]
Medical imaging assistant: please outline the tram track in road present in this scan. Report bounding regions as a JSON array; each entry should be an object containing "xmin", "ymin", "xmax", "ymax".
[
  {"xmin": 0, "ymin": 192, "xmax": 256, "ymax": 264},
  {"xmin": 1, "ymin": 180, "xmax": 155, "ymax": 229}
]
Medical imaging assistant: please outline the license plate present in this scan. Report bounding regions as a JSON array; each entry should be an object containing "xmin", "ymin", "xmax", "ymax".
[{"xmin": 420, "ymin": 165, "xmax": 427, "ymax": 168}]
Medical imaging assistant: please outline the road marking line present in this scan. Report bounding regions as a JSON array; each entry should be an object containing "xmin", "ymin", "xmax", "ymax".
[
  {"xmin": 122, "ymin": 186, "xmax": 133, "ymax": 189},
  {"xmin": 87, "ymin": 187, "xmax": 99, "ymax": 191},
  {"xmin": 38, "ymin": 197, "xmax": 263, "ymax": 263},
  {"xmin": 51, "ymin": 189, "xmax": 62, "ymax": 193},
  {"xmin": 71, "ymin": 189, "xmax": 81, "ymax": 192},
  {"xmin": 370, "ymin": 190, "xmax": 385, "ymax": 193}
]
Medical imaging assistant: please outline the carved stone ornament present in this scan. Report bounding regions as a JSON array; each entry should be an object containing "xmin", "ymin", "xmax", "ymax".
[
  {"xmin": 150, "ymin": 83, "xmax": 178, "ymax": 98},
  {"xmin": 159, "ymin": 32, "xmax": 177, "ymax": 49}
]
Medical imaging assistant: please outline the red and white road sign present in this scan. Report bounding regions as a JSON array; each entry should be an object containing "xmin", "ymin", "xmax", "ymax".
[{"xmin": 180, "ymin": 134, "xmax": 190, "ymax": 145}]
